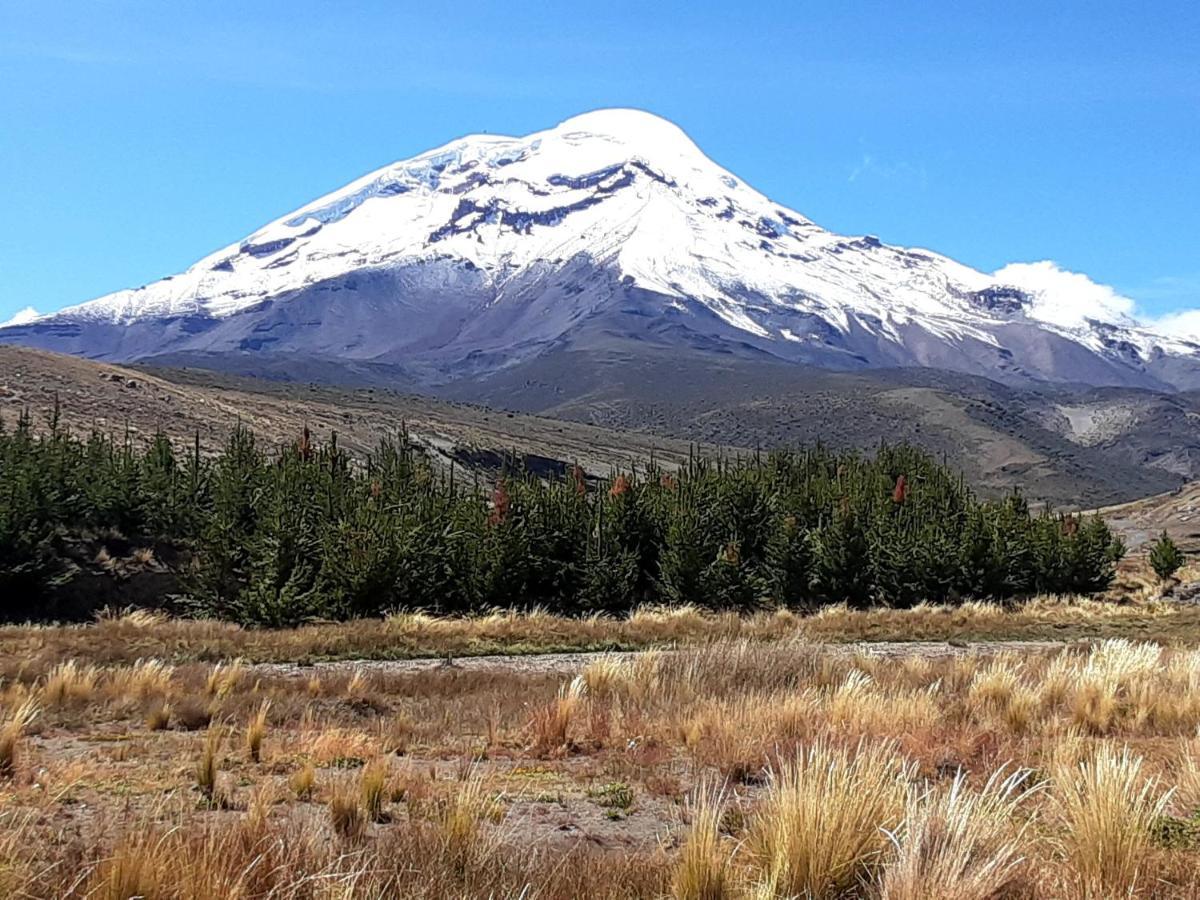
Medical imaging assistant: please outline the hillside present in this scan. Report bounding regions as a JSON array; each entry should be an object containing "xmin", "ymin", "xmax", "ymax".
[
  {"xmin": 436, "ymin": 343, "xmax": 1200, "ymax": 507},
  {"xmin": 0, "ymin": 345, "xmax": 715, "ymax": 479},
  {"xmin": 1098, "ymin": 482, "xmax": 1200, "ymax": 551},
  {"xmin": 2, "ymin": 345, "xmax": 1198, "ymax": 510}
]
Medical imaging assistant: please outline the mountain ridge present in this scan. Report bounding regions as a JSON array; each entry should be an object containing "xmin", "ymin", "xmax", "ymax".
[{"xmin": 3, "ymin": 108, "xmax": 1199, "ymax": 391}]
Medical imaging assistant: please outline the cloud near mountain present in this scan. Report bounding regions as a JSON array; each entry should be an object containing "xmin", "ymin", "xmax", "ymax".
[{"xmin": 993, "ymin": 260, "xmax": 1199, "ymax": 341}]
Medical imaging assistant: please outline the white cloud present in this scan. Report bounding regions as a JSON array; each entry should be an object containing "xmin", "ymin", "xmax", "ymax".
[
  {"xmin": 991, "ymin": 260, "xmax": 1200, "ymax": 341},
  {"xmin": 1152, "ymin": 309, "xmax": 1200, "ymax": 340},
  {"xmin": 991, "ymin": 261, "xmax": 1137, "ymax": 330},
  {"xmin": 0, "ymin": 306, "xmax": 41, "ymax": 328}
]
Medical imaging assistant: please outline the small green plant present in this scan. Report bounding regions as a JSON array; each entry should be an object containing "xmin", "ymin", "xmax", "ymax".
[
  {"xmin": 290, "ymin": 761, "xmax": 316, "ymax": 800},
  {"xmin": 1152, "ymin": 812, "xmax": 1200, "ymax": 850},
  {"xmin": 1149, "ymin": 531, "xmax": 1184, "ymax": 581},
  {"xmin": 590, "ymin": 780, "xmax": 635, "ymax": 812}
]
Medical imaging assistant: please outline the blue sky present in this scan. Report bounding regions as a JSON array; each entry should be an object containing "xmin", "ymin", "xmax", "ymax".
[{"xmin": 1, "ymin": 0, "xmax": 1197, "ymax": 325}]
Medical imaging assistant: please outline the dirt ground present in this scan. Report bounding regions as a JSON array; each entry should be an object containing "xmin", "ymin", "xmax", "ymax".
[{"xmin": 249, "ymin": 638, "xmax": 1071, "ymax": 679}]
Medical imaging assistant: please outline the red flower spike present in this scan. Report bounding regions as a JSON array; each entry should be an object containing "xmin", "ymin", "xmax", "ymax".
[
  {"xmin": 489, "ymin": 481, "xmax": 511, "ymax": 526},
  {"xmin": 610, "ymin": 474, "xmax": 631, "ymax": 498}
]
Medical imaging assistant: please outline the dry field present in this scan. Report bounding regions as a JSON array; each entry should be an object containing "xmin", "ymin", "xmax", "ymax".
[
  {"xmin": 1, "ymin": 558, "xmax": 1197, "ymax": 669},
  {"xmin": 4, "ymin": 602, "xmax": 1200, "ymax": 897}
]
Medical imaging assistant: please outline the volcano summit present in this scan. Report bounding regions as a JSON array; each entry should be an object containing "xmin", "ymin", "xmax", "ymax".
[{"xmin": 4, "ymin": 109, "xmax": 1198, "ymax": 391}]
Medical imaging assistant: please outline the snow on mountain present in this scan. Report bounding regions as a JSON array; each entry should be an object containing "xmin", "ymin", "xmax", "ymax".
[
  {"xmin": 0, "ymin": 306, "xmax": 41, "ymax": 328},
  {"xmin": 5, "ymin": 108, "xmax": 1200, "ymax": 390}
]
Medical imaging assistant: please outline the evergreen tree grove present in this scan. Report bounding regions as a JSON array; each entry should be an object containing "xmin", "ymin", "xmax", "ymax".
[{"xmin": 0, "ymin": 417, "xmax": 1126, "ymax": 624}]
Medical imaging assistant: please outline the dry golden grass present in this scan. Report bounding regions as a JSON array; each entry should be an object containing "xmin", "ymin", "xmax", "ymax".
[
  {"xmin": 106, "ymin": 658, "xmax": 175, "ymax": 699},
  {"xmin": 1053, "ymin": 745, "xmax": 1173, "ymax": 898},
  {"xmin": 41, "ymin": 659, "xmax": 100, "ymax": 706},
  {"xmin": 360, "ymin": 756, "xmax": 389, "ymax": 823},
  {"xmin": 194, "ymin": 724, "xmax": 226, "ymax": 808},
  {"xmin": 0, "ymin": 569, "xmax": 1195, "ymax": 676},
  {"xmin": 672, "ymin": 782, "xmax": 733, "ymax": 900},
  {"xmin": 145, "ymin": 700, "xmax": 172, "ymax": 731},
  {"xmin": 879, "ymin": 767, "xmax": 1036, "ymax": 900},
  {"xmin": 745, "ymin": 740, "xmax": 913, "ymax": 898},
  {"xmin": 204, "ymin": 658, "xmax": 245, "ymax": 699},
  {"xmin": 0, "ymin": 697, "xmax": 38, "ymax": 780},
  {"xmin": 289, "ymin": 760, "xmax": 316, "ymax": 801},
  {"xmin": 245, "ymin": 699, "xmax": 270, "ymax": 763},
  {"xmin": 529, "ymin": 674, "xmax": 587, "ymax": 756},
  {"xmin": 6, "ymin": 624, "xmax": 1200, "ymax": 897},
  {"xmin": 329, "ymin": 774, "xmax": 367, "ymax": 841},
  {"xmin": 429, "ymin": 766, "xmax": 504, "ymax": 869}
]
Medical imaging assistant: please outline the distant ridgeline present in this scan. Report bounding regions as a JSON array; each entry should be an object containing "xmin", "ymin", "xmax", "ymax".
[{"xmin": 0, "ymin": 411, "xmax": 1124, "ymax": 625}]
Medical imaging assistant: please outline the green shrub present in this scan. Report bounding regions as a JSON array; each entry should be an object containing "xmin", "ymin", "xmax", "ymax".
[{"xmin": 1149, "ymin": 531, "xmax": 1184, "ymax": 581}]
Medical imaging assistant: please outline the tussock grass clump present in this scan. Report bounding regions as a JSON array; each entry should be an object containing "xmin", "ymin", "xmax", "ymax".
[
  {"xmin": 107, "ymin": 658, "xmax": 175, "ymax": 699},
  {"xmin": 87, "ymin": 827, "xmax": 172, "ymax": 900},
  {"xmin": 205, "ymin": 659, "xmax": 244, "ymax": 699},
  {"xmin": 377, "ymin": 711, "xmax": 415, "ymax": 755},
  {"xmin": 0, "ymin": 698, "xmax": 38, "ymax": 780},
  {"xmin": 671, "ymin": 781, "xmax": 732, "ymax": 900},
  {"xmin": 0, "ymin": 812, "xmax": 44, "ymax": 897},
  {"xmin": 361, "ymin": 757, "xmax": 390, "ymax": 823},
  {"xmin": 825, "ymin": 669, "xmax": 939, "ymax": 737},
  {"xmin": 681, "ymin": 691, "xmax": 816, "ymax": 783},
  {"xmin": 94, "ymin": 605, "xmax": 167, "ymax": 629},
  {"xmin": 309, "ymin": 725, "xmax": 376, "ymax": 766},
  {"xmin": 245, "ymin": 699, "xmax": 270, "ymax": 763},
  {"xmin": 529, "ymin": 675, "xmax": 587, "ymax": 756},
  {"xmin": 290, "ymin": 760, "xmax": 316, "ymax": 801},
  {"xmin": 329, "ymin": 776, "xmax": 367, "ymax": 841},
  {"xmin": 581, "ymin": 652, "xmax": 630, "ymax": 699},
  {"xmin": 1053, "ymin": 745, "xmax": 1172, "ymax": 898},
  {"xmin": 144, "ymin": 701, "xmax": 171, "ymax": 731},
  {"xmin": 41, "ymin": 659, "xmax": 100, "ymax": 705},
  {"xmin": 746, "ymin": 740, "xmax": 913, "ymax": 898},
  {"xmin": 195, "ymin": 725, "xmax": 227, "ymax": 808},
  {"xmin": 344, "ymin": 668, "xmax": 369, "ymax": 699},
  {"xmin": 1176, "ymin": 740, "xmax": 1200, "ymax": 815},
  {"xmin": 966, "ymin": 659, "xmax": 1023, "ymax": 714},
  {"xmin": 432, "ymin": 768, "xmax": 504, "ymax": 867},
  {"xmin": 880, "ymin": 767, "xmax": 1036, "ymax": 900}
]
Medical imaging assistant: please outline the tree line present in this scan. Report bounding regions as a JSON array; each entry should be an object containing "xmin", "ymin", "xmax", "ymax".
[{"xmin": 0, "ymin": 410, "xmax": 1125, "ymax": 625}]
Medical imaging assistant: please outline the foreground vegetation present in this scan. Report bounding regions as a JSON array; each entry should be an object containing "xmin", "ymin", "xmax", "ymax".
[
  {"xmin": 3, "ymin": 621, "xmax": 1200, "ymax": 897},
  {"xmin": 3, "ymin": 414, "xmax": 1122, "ymax": 624}
]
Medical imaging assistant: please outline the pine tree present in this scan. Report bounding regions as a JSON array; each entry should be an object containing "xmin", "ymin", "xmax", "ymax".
[
  {"xmin": 0, "ymin": 420, "xmax": 1130, "ymax": 622},
  {"xmin": 1149, "ymin": 531, "xmax": 1184, "ymax": 581}
]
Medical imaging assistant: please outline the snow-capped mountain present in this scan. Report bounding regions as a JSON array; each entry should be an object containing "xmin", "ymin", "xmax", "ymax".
[{"xmin": 5, "ymin": 108, "xmax": 1199, "ymax": 390}]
